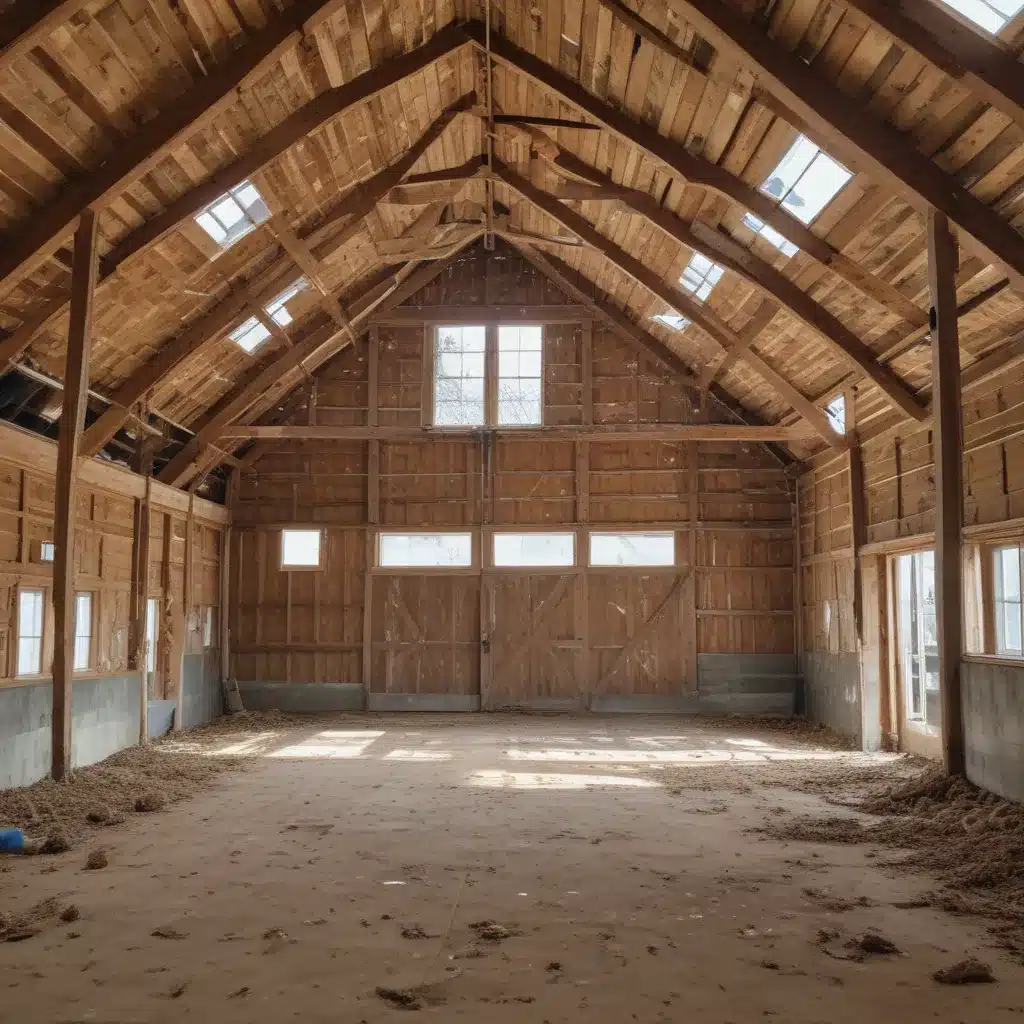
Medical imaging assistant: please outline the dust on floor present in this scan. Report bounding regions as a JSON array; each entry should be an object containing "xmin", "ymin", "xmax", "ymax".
[{"xmin": 0, "ymin": 713, "xmax": 1021, "ymax": 1022}]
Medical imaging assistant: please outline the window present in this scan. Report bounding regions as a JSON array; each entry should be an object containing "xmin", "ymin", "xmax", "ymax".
[
  {"xmin": 741, "ymin": 213, "xmax": 800, "ymax": 258},
  {"xmin": 896, "ymin": 551, "xmax": 938, "ymax": 727},
  {"xmin": 826, "ymin": 394, "xmax": 846, "ymax": 434},
  {"xmin": 202, "ymin": 607, "xmax": 216, "ymax": 648},
  {"xmin": 680, "ymin": 252, "xmax": 724, "ymax": 302},
  {"xmin": 759, "ymin": 135, "xmax": 852, "ymax": 228},
  {"xmin": 39, "ymin": 541, "xmax": 55, "ymax": 563},
  {"xmin": 994, "ymin": 545, "xmax": 1023, "ymax": 656},
  {"xmin": 73, "ymin": 592, "xmax": 92, "ymax": 672},
  {"xmin": 281, "ymin": 529, "xmax": 322, "ymax": 569},
  {"xmin": 379, "ymin": 533, "xmax": 473, "ymax": 568},
  {"xmin": 229, "ymin": 278, "xmax": 308, "ymax": 354},
  {"xmin": 195, "ymin": 180, "xmax": 270, "ymax": 249},
  {"xmin": 493, "ymin": 532, "xmax": 575, "ymax": 567},
  {"xmin": 651, "ymin": 313, "xmax": 690, "ymax": 331},
  {"xmin": 940, "ymin": 0, "xmax": 1024, "ymax": 32},
  {"xmin": 434, "ymin": 325, "xmax": 486, "ymax": 426},
  {"xmin": 589, "ymin": 532, "xmax": 676, "ymax": 567},
  {"xmin": 146, "ymin": 598, "xmax": 159, "ymax": 675},
  {"xmin": 497, "ymin": 325, "xmax": 543, "ymax": 426},
  {"xmin": 17, "ymin": 588, "xmax": 44, "ymax": 676}
]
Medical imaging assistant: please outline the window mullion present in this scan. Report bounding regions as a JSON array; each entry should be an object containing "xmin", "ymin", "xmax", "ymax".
[{"xmin": 485, "ymin": 323, "xmax": 498, "ymax": 427}]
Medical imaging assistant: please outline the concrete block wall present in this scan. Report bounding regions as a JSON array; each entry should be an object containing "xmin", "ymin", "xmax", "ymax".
[
  {"xmin": 0, "ymin": 674, "xmax": 143, "ymax": 790},
  {"xmin": 179, "ymin": 652, "xmax": 223, "ymax": 729},
  {"xmin": 801, "ymin": 652, "xmax": 862, "ymax": 745},
  {"xmin": 963, "ymin": 659, "xmax": 1024, "ymax": 802}
]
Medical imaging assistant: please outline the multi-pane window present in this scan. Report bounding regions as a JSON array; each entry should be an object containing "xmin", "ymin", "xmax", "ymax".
[
  {"xmin": 743, "ymin": 135, "xmax": 852, "ymax": 257},
  {"xmin": 651, "ymin": 313, "xmax": 690, "ymax": 331},
  {"xmin": 994, "ymin": 545, "xmax": 1023, "ymax": 656},
  {"xmin": 432, "ymin": 325, "xmax": 543, "ymax": 427},
  {"xmin": 493, "ymin": 532, "xmax": 575, "ymax": 568},
  {"xmin": 941, "ymin": 0, "xmax": 1023, "ymax": 32},
  {"xmin": 73, "ymin": 592, "xmax": 92, "ymax": 672},
  {"xmin": 229, "ymin": 278, "xmax": 308, "ymax": 354},
  {"xmin": 497, "ymin": 325, "xmax": 542, "ymax": 426},
  {"xmin": 589, "ymin": 532, "xmax": 676, "ymax": 567},
  {"xmin": 379, "ymin": 533, "xmax": 473, "ymax": 568},
  {"xmin": 896, "ymin": 551, "xmax": 938, "ymax": 727},
  {"xmin": 195, "ymin": 180, "xmax": 270, "ymax": 250},
  {"xmin": 281, "ymin": 529, "xmax": 322, "ymax": 568},
  {"xmin": 434, "ymin": 325, "xmax": 486, "ymax": 426},
  {"xmin": 146, "ymin": 598, "xmax": 159, "ymax": 675},
  {"xmin": 17, "ymin": 588, "xmax": 44, "ymax": 676},
  {"xmin": 680, "ymin": 253, "xmax": 724, "ymax": 302},
  {"xmin": 826, "ymin": 394, "xmax": 846, "ymax": 434}
]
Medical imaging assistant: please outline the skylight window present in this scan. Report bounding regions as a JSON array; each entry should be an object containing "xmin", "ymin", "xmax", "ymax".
[
  {"xmin": 651, "ymin": 314, "xmax": 690, "ymax": 331},
  {"xmin": 741, "ymin": 213, "xmax": 799, "ymax": 258},
  {"xmin": 228, "ymin": 278, "xmax": 308, "ymax": 354},
  {"xmin": 941, "ymin": 0, "xmax": 1023, "ymax": 32},
  {"xmin": 826, "ymin": 394, "xmax": 846, "ymax": 434},
  {"xmin": 195, "ymin": 180, "xmax": 271, "ymax": 249},
  {"xmin": 680, "ymin": 252, "xmax": 724, "ymax": 302},
  {"xmin": 760, "ymin": 135, "xmax": 852, "ymax": 227}
]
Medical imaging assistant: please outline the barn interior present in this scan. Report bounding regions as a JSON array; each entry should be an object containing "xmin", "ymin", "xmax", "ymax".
[{"xmin": 0, "ymin": 0, "xmax": 1023, "ymax": 1018}]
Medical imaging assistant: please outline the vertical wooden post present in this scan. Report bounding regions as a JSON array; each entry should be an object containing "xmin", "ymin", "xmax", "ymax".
[
  {"xmin": 175, "ymin": 493, "xmax": 194, "ymax": 729},
  {"xmin": 220, "ymin": 525, "xmax": 232, "ymax": 687},
  {"xmin": 51, "ymin": 209, "xmax": 99, "ymax": 781},
  {"xmin": 847, "ymin": 392, "xmax": 866, "ymax": 645},
  {"xmin": 928, "ymin": 209, "xmax": 965, "ymax": 776}
]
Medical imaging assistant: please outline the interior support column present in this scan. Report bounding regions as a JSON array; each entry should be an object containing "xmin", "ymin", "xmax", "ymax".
[
  {"xmin": 928, "ymin": 209, "xmax": 965, "ymax": 776},
  {"xmin": 51, "ymin": 209, "xmax": 98, "ymax": 781}
]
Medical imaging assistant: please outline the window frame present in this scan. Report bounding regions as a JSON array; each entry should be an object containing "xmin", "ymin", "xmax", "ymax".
[
  {"xmin": 280, "ymin": 528, "xmax": 324, "ymax": 571},
  {"xmin": 939, "ymin": 0, "xmax": 1024, "ymax": 34},
  {"xmin": 376, "ymin": 530, "xmax": 477, "ymax": 573},
  {"xmin": 893, "ymin": 549, "xmax": 939, "ymax": 733},
  {"xmin": 680, "ymin": 252, "xmax": 725, "ymax": 303},
  {"xmin": 202, "ymin": 606, "xmax": 216, "ymax": 649},
  {"xmin": 587, "ymin": 531, "xmax": 679, "ymax": 570},
  {"xmin": 194, "ymin": 179, "xmax": 270, "ymax": 251},
  {"xmin": 73, "ymin": 591, "xmax": 94, "ymax": 674},
  {"xmin": 16, "ymin": 586, "xmax": 46, "ymax": 678},
  {"xmin": 426, "ymin": 323, "xmax": 544, "ymax": 429},
  {"xmin": 487, "ymin": 529, "xmax": 579, "ymax": 572},
  {"xmin": 757, "ymin": 134, "xmax": 852, "ymax": 230},
  {"xmin": 993, "ymin": 542, "xmax": 1023, "ymax": 658},
  {"xmin": 145, "ymin": 597, "xmax": 160, "ymax": 677}
]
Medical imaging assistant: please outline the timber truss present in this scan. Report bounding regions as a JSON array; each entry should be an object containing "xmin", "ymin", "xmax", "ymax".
[{"xmin": 2, "ymin": 0, "xmax": 1024, "ymax": 490}]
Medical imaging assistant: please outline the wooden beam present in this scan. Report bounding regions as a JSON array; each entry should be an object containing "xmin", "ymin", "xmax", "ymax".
[
  {"xmin": 377, "ymin": 304, "xmax": 591, "ymax": 322},
  {"xmin": 219, "ymin": 423, "xmax": 818, "ymax": 442},
  {"xmin": 98, "ymin": 26, "xmax": 469, "ymax": 276},
  {"xmin": 77, "ymin": 98, "xmax": 472, "ymax": 456},
  {"xmin": 928, "ymin": 209, "xmax": 965, "ymax": 776},
  {"xmin": 542, "ymin": 145, "xmax": 925, "ymax": 421},
  {"xmin": 159, "ymin": 244, "xmax": 473, "ymax": 487},
  {"xmin": 0, "ymin": 0, "xmax": 366, "ymax": 297},
  {"xmin": 0, "ymin": 1, "xmax": 90, "ymax": 71},
  {"xmin": 494, "ymin": 161, "xmax": 846, "ymax": 446},
  {"xmin": 463, "ymin": 21, "xmax": 928, "ymax": 326},
  {"xmin": 842, "ymin": 0, "xmax": 1024, "ymax": 130},
  {"xmin": 667, "ymin": 0, "xmax": 1024, "ymax": 293},
  {"xmin": 51, "ymin": 209, "xmax": 98, "ymax": 782}
]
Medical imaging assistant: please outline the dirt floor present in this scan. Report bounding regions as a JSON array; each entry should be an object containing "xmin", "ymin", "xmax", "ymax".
[{"xmin": 1, "ymin": 713, "xmax": 1022, "ymax": 1022}]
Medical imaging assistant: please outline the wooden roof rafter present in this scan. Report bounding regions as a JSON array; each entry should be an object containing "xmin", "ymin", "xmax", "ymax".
[
  {"xmin": 0, "ymin": 1, "xmax": 93, "ymax": 71},
  {"xmin": 666, "ymin": 0, "xmax": 1024, "ymax": 293}
]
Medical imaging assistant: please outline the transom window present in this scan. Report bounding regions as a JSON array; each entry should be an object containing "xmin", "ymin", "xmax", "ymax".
[
  {"xmin": 680, "ymin": 253, "xmax": 724, "ymax": 303},
  {"xmin": 994, "ymin": 544, "xmax": 1023, "ymax": 657},
  {"xmin": 195, "ymin": 180, "xmax": 271, "ymax": 250},
  {"xmin": 493, "ymin": 532, "xmax": 575, "ymax": 567},
  {"xmin": 941, "ymin": 0, "xmax": 1023, "ymax": 32},
  {"xmin": 379, "ymin": 533, "xmax": 473, "ymax": 568},
  {"xmin": 651, "ymin": 313, "xmax": 690, "ymax": 331},
  {"xmin": 229, "ymin": 278, "xmax": 308, "ymax": 354},
  {"xmin": 432, "ymin": 324, "xmax": 543, "ymax": 427},
  {"xmin": 589, "ymin": 532, "xmax": 676, "ymax": 567}
]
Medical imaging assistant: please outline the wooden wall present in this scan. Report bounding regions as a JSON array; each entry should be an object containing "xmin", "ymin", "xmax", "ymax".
[
  {"xmin": 231, "ymin": 247, "xmax": 795, "ymax": 702},
  {"xmin": 0, "ymin": 425, "xmax": 227, "ymax": 699}
]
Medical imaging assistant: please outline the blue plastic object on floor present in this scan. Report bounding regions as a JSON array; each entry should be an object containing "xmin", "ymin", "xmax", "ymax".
[{"xmin": 0, "ymin": 828, "xmax": 25, "ymax": 852}]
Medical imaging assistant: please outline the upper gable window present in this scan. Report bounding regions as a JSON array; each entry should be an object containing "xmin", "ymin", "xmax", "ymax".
[
  {"xmin": 435, "ymin": 325, "xmax": 486, "ymax": 426},
  {"xmin": 760, "ymin": 135, "xmax": 852, "ymax": 227},
  {"xmin": 229, "ymin": 278, "xmax": 308, "ymax": 354},
  {"xmin": 941, "ymin": 0, "xmax": 1024, "ymax": 32},
  {"xmin": 497, "ymin": 325, "xmax": 542, "ymax": 426},
  {"xmin": 651, "ymin": 313, "xmax": 690, "ymax": 331},
  {"xmin": 195, "ymin": 180, "xmax": 271, "ymax": 249},
  {"xmin": 680, "ymin": 252, "xmax": 724, "ymax": 303}
]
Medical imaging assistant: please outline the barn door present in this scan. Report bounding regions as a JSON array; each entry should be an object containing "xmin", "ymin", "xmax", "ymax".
[{"xmin": 482, "ymin": 573, "xmax": 585, "ymax": 709}]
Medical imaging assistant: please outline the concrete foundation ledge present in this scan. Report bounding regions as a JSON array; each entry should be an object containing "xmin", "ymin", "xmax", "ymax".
[
  {"xmin": 367, "ymin": 693, "xmax": 480, "ymax": 712},
  {"xmin": 488, "ymin": 697, "xmax": 584, "ymax": 712},
  {"xmin": 148, "ymin": 700, "xmax": 176, "ymax": 738},
  {"xmin": 589, "ymin": 694, "xmax": 702, "ymax": 714},
  {"xmin": 237, "ymin": 682, "xmax": 366, "ymax": 713}
]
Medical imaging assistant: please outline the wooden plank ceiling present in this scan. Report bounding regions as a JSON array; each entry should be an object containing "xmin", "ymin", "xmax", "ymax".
[{"xmin": 0, "ymin": 0, "xmax": 1023, "ymax": 476}]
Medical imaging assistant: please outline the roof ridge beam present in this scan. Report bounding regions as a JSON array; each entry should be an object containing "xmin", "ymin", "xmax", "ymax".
[
  {"xmin": 460, "ymin": 19, "xmax": 928, "ymax": 328},
  {"xmin": 665, "ymin": 0, "xmax": 1024, "ymax": 293}
]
